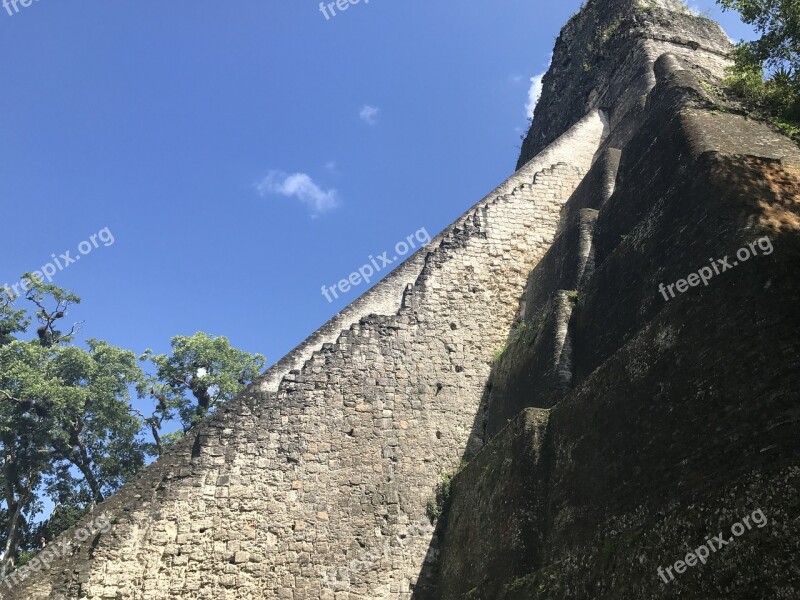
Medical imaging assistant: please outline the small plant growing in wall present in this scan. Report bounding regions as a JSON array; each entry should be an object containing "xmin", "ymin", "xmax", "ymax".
[
  {"xmin": 600, "ymin": 17, "xmax": 622, "ymax": 42},
  {"xmin": 491, "ymin": 347, "xmax": 505, "ymax": 364},
  {"xmin": 425, "ymin": 461, "xmax": 468, "ymax": 524},
  {"xmin": 566, "ymin": 290, "xmax": 583, "ymax": 307}
]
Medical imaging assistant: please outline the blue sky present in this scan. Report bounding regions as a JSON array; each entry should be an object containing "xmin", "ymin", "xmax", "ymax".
[{"xmin": 1, "ymin": 0, "xmax": 754, "ymax": 387}]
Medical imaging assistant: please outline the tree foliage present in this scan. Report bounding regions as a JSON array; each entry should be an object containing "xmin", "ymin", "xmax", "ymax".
[
  {"xmin": 141, "ymin": 333, "xmax": 266, "ymax": 444},
  {"xmin": 0, "ymin": 277, "xmax": 265, "ymax": 574},
  {"xmin": 718, "ymin": 0, "xmax": 800, "ymax": 130}
]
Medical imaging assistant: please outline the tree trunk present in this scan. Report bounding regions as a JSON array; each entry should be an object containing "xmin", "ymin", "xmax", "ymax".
[
  {"xmin": 73, "ymin": 444, "xmax": 104, "ymax": 505},
  {"xmin": 191, "ymin": 381, "xmax": 213, "ymax": 421},
  {"xmin": 0, "ymin": 473, "xmax": 34, "ymax": 578},
  {"xmin": 67, "ymin": 423, "xmax": 105, "ymax": 505},
  {"xmin": 0, "ymin": 498, "xmax": 22, "ymax": 576},
  {"xmin": 149, "ymin": 420, "xmax": 163, "ymax": 457}
]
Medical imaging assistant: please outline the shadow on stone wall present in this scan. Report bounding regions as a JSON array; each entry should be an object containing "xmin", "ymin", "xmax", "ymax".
[{"xmin": 409, "ymin": 91, "xmax": 800, "ymax": 599}]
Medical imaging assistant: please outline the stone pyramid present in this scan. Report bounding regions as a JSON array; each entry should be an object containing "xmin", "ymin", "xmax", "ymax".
[{"xmin": 7, "ymin": 0, "xmax": 799, "ymax": 598}]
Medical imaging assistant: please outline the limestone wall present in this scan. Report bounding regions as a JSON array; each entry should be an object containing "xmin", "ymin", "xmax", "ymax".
[
  {"xmin": 431, "ymin": 44, "xmax": 800, "ymax": 600},
  {"xmin": 259, "ymin": 112, "xmax": 608, "ymax": 394},
  {"xmin": 7, "ymin": 110, "xmax": 606, "ymax": 600},
  {"xmin": 8, "ymin": 1, "xmax": 779, "ymax": 598},
  {"xmin": 517, "ymin": 0, "xmax": 732, "ymax": 168}
]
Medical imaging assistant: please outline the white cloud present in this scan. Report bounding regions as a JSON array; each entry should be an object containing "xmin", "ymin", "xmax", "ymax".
[
  {"xmin": 525, "ymin": 56, "xmax": 552, "ymax": 120},
  {"xmin": 256, "ymin": 170, "xmax": 339, "ymax": 217},
  {"xmin": 359, "ymin": 105, "xmax": 380, "ymax": 125},
  {"xmin": 324, "ymin": 160, "xmax": 338, "ymax": 173},
  {"xmin": 525, "ymin": 72, "xmax": 546, "ymax": 119}
]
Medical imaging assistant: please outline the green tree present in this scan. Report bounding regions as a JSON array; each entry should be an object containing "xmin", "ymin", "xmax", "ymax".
[
  {"xmin": 141, "ymin": 333, "xmax": 266, "ymax": 449},
  {"xmin": 47, "ymin": 341, "xmax": 145, "ymax": 505},
  {"xmin": 718, "ymin": 0, "xmax": 800, "ymax": 127},
  {"xmin": 31, "ymin": 495, "xmax": 89, "ymax": 547},
  {"xmin": 0, "ymin": 336, "xmax": 57, "ymax": 575},
  {"xmin": 0, "ymin": 289, "xmax": 27, "ymax": 348},
  {"xmin": 0, "ymin": 279, "xmax": 264, "ymax": 573},
  {"xmin": 0, "ymin": 279, "xmax": 145, "ymax": 572},
  {"xmin": 22, "ymin": 275, "xmax": 82, "ymax": 348}
]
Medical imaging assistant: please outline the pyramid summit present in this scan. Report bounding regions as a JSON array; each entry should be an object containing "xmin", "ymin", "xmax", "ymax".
[
  {"xmin": 518, "ymin": 0, "xmax": 733, "ymax": 166},
  {"xmin": 5, "ymin": 1, "xmax": 800, "ymax": 599}
]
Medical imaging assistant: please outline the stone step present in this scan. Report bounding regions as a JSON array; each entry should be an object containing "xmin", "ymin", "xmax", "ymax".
[
  {"xmin": 557, "ymin": 147, "xmax": 621, "ymax": 234},
  {"xmin": 484, "ymin": 290, "xmax": 576, "ymax": 440},
  {"xmin": 522, "ymin": 208, "xmax": 599, "ymax": 321}
]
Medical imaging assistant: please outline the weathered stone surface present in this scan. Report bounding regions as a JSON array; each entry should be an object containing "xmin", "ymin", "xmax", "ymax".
[
  {"xmin": 5, "ymin": 111, "xmax": 606, "ymax": 600},
  {"xmin": 434, "ymin": 409, "xmax": 551, "ymax": 600},
  {"xmin": 518, "ymin": 0, "xmax": 732, "ymax": 168},
  {"xmin": 7, "ymin": 0, "xmax": 799, "ymax": 598},
  {"xmin": 484, "ymin": 291, "xmax": 575, "ymax": 439},
  {"xmin": 425, "ymin": 2, "xmax": 800, "ymax": 599}
]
